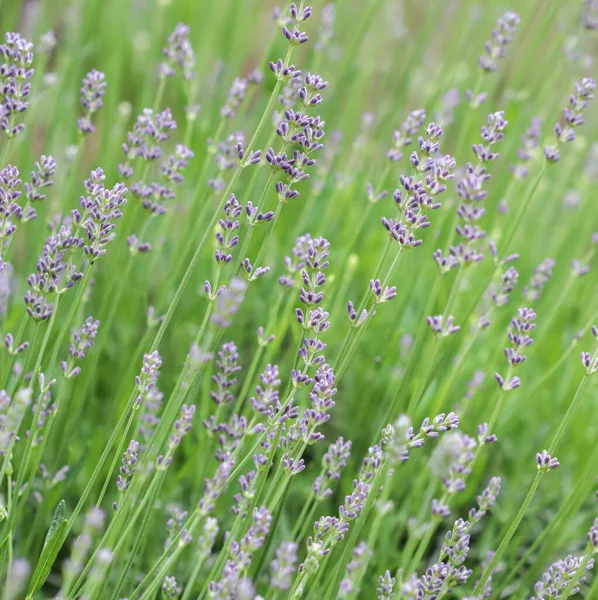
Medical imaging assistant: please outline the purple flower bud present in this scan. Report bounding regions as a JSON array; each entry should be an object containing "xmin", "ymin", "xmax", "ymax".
[{"xmin": 536, "ymin": 449, "xmax": 560, "ymax": 472}]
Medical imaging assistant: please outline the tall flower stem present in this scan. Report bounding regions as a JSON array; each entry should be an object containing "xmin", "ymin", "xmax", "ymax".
[
  {"xmin": 474, "ymin": 471, "xmax": 544, "ymax": 593},
  {"xmin": 498, "ymin": 439, "xmax": 598, "ymax": 594},
  {"xmin": 406, "ymin": 267, "xmax": 465, "ymax": 418}
]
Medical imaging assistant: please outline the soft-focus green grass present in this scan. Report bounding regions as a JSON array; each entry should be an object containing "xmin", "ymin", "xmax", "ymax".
[{"xmin": 3, "ymin": 0, "xmax": 598, "ymax": 597}]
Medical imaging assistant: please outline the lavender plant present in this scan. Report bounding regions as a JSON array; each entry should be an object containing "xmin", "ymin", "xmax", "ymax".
[{"xmin": 0, "ymin": 1, "xmax": 597, "ymax": 598}]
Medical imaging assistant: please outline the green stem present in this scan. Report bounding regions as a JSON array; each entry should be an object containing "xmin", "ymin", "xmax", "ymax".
[
  {"xmin": 499, "ymin": 165, "xmax": 546, "ymax": 259},
  {"xmin": 548, "ymin": 373, "xmax": 590, "ymax": 455},
  {"xmin": 108, "ymin": 471, "xmax": 166, "ymax": 600},
  {"xmin": 291, "ymin": 492, "xmax": 315, "ymax": 541},
  {"xmin": 95, "ymin": 406, "xmax": 138, "ymax": 508},
  {"xmin": 474, "ymin": 471, "xmax": 544, "ymax": 594}
]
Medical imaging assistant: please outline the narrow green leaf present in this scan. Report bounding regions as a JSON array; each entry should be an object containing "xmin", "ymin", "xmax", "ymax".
[
  {"xmin": 44, "ymin": 499, "xmax": 65, "ymax": 547},
  {"xmin": 27, "ymin": 516, "xmax": 68, "ymax": 598}
]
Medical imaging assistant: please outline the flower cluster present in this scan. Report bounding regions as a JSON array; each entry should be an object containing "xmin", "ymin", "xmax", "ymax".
[
  {"xmin": 522, "ymin": 258, "xmax": 556, "ymax": 301},
  {"xmin": 438, "ymin": 112, "xmax": 508, "ymax": 271},
  {"xmin": 119, "ymin": 108, "xmax": 177, "ymax": 177},
  {"xmin": 510, "ymin": 117, "xmax": 542, "ymax": 179},
  {"xmin": 4, "ymin": 332, "xmax": 29, "ymax": 356},
  {"xmin": 76, "ymin": 168, "xmax": 128, "ymax": 261},
  {"xmin": 377, "ymin": 570, "xmax": 396, "ymax": 600},
  {"xmin": 545, "ymin": 78, "xmax": 596, "ymax": 163},
  {"xmin": 434, "ymin": 434, "xmax": 477, "ymax": 509},
  {"xmin": 266, "ymin": 73, "xmax": 327, "ymax": 205},
  {"xmin": 0, "ymin": 32, "xmax": 34, "ymax": 138},
  {"xmin": 60, "ymin": 316, "xmax": 100, "ymax": 379},
  {"xmin": 283, "ymin": 362, "xmax": 337, "ymax": 453},
  {"xmin": 384, "ymin": 122, "xmax": 455, "ymax": 249},
  {"xmin": 161, "ymin": 576, "xmax": 181, "ymax": 599},
  {"xmin": 127, "ymin": 141, "xmax": 193, "ymax": 254},
  {"xmin": 134, "ymin": 351, "xmax": 162, "ymax": 409},
  {"xmin": 197, "ymin": 517, "xmax": 219, "ymax": 563},
  {"xmin": 0, "ymin": 164, "xmax": 24, "ymax": 258},
  {"xmin": 77, "ymin": 69, "xmax": 107, "ymax": 135},
  {"xmin": 245, "ymin": 195, "xmax": 274, "ymax": 228},
  {"xmin": 214, "ymin": 194, "xmax": 241, "ymax": 267},
  {"xmin": 418, "ymin": 477, "xmax": 501, "ymax": 596},
  {"xmin": 474, "ymin": 252, "xmax": 519, "ymax": 330},
  {"xmin": 115, "ymin": 439, "xmax": 139, "ymax": 498},
  {"xmin": 495, "ymin": 307, "xmax": 536, "ymax": 391},
  {"xmin": 394, "ymin": 412, "xmax": 461, "ymax": 461},
  {"xmin": 138, "ymin": 382, "xmax": 163, "ymax": 452},
  {"xmin": 221, "ymin": 70, "xmax": 262, "ymax": 118},
  {"xmin": 281, "ymin": 3, "xmax": 312, "ymax": 45},
  {"xmin": 490, "ymin": 264, "xmax": 519, "ymax": 308},
  {"xmin": 426, "ymin": 314, "xmax": 460, "ymax": 338},
  {"xmin": 25, "ymin": 224, "xmax": 84, "ymax": 321},
  {"xmin": 250, "ymin": 364, "xmax": 281, "ymax": 418},
  {"xmin": 299, "ymin": 442, "xmax": 385, "ymax": 578},
  {"xmin": 339, "ymin": 542, "xmax": 370, "ymax": 597},
  {"xmin": 208, "ymin": 506, "xmax": 272, "ymax": 597},
  {"xmin": 531, "ymin": 554, "xmax": 594, "ymax": 598},
  {"xmin": 210, "ymin": 342, "xmax": 242, "ymax": 407},
  {"xmin": 278, "ymin": 233, "xmax": 312, "ymax": 287},
  {"xmin": 210, "ymin": 277, "xmax": 247, "ymax": 329},
  {"xmin": 536, "ymin": 449, "xmax": 560, "ymax": 473},
  {"xmin": 159, "ymin": 22, "xmax": 195, "ymax": 80},
  {"xmin": 386, "ymin": 108, "xmax": 427, "ymax": 162},
  {"xmin": 294, "ymin": 237, "xmax": 330, "ymax": 378},
  {"xmin": 270, "ymin": 541, "xmax": 298, "ymax": 591},
  {"xmin": 156, "ymin": 404, "xmax": 195, "ymax": 471},
  {"xmin": 198, "ymin": 453, "xmax": 235, "ymax": 516},
  {"xmin": 22, "ymin": 155, "xmax": 56, "ymax": 220},
  {"xmin": 208, "ymin": 132, "xmax": 244, "ymax": 191},
  {"xmin": 478, "ymin": 11, "xmax": 521, "ymax": 72},
  {"xmin": 313, "ymin": 436, "xmax": 352, "ymax": 501}
]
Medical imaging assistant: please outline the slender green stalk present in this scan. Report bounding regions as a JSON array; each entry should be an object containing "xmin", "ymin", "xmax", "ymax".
[
  {"xmin": 497, "ymin": 440, "xmax": 598, "ymax": 594},
  {"xmin": 474, "ymin": 471, "xmax": 544, "ymax": 594},
  {"xmin": 547, "ymin": 373, "xmax": 590, "ymax": 455},
  {"xmin": 107, "ymin": 471, "xmax": 166, "ymax": 600},
  {"xmin": 94, "ymin": 407, "xmax": 137, "ymax": 508}
]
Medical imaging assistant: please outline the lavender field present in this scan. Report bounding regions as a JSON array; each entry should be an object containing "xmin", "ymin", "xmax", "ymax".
[{"xmin": 1, "ymin": 0, "xmax": 598, "ymax": 598}]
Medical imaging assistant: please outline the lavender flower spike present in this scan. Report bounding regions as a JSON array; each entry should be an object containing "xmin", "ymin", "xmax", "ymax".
[
  {"xmin": 114, "ymin": 439, "xmax": 139, "ymax": 509},
  {"xmin": 270, "ymin": 541, "xmax": 298, "ymax": 590},
  {"xmin": 77, "ymin": 69, "xmax": 107, "ymax": 135},
  {"xmin": 495, "ymin": 307, "xmax": 536, "ymax": 391},
  {"xmin": 377, "ymin": 570, "xmax": 396, "ymax": 600},
  {"xmin": 0, "ymin": 32, "xmax": 35, "ymax": 138},
  {"xmin": 545, "ymin": 78, "xmax": 596, "ymax": 163},
  {"xmin": 478, "ymin": 11, "xmax": 521, "ymax": 73},
  {"xmin": 159, "ymin": 23, "xmax": 195, "ymax": 80},
  {"xmin": 24, "ymin": 155, "xmax": 57, "ymax": 210},
  {"xmin": 60, "ymin": 316, "xmax": 100, "ymax": 379}
]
